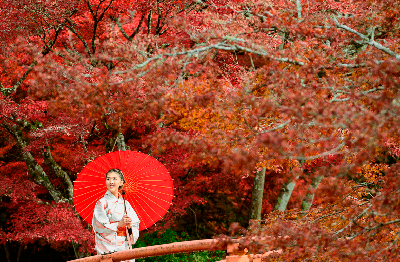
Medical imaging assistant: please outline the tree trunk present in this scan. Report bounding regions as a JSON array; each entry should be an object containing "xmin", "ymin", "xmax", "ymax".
[
  {"xmin": 16, "ymin": 245, "xmax": 23, "ymax": 262},
  {"xmin": 106, "ymin": 131, "xmax": 128, "ymax": 152},
  {"xmin": 3, "ymin": 122, "xmax": 65, "ymax": 201},
  {"xmin": 3, "ymin": 243, "xmax": 11, "ymax": 262},
  {"xmin": 273, "ymin": 176, "xmax": 298, "ymax": 211},
  {"xmin": 249, "ymin": 168, "xmax": 266, "ymax": 221},
  {"xmin": 43, "ymin": 146, "xmax": 74, "ymax": 201},
  {"xmin": 301, "ymin": 175, "xmax": 323, "ymax": 211},
  {"xmin": 116, "ymin": 132, "xmax": 127, "ymax": 151},
  {"xmin": 20, "ymin": 146, "xmax": 64, "ymax": 202}
]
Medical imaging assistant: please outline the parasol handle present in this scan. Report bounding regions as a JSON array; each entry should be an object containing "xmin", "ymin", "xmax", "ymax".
[
  {"xmin": 121, "ymin": 190, "xmax": 127, "ymax": 214},
  {"xmin": 121, "ymin": 190, "xmax": 133, "ymax": 235}
]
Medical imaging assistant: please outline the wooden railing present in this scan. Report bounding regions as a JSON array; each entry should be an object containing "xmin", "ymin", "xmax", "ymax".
[{"xmin": 67, "ymin": 238, "xmax": 268, "ymax": 262}]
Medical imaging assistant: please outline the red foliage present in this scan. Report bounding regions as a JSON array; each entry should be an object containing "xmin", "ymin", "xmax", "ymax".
[
  {"xmin": 5, "ymin": 200, "xmax": 94, "ymax": 253},
  {"xmin": 0, "ymin": 162, "xmax": 94, "ymax": 253},
  {"xmin": 0, "ymin": 95, "xmax": 47, "ymax": 121},
  {"xmin": 2, "ymin": 0, "xmax": 400, "ymax": 260}
]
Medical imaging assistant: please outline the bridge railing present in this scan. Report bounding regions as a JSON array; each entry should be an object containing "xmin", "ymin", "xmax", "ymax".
[{"xmin": 67, "ymin": 238, "xmax": 268, "ymax": 262}]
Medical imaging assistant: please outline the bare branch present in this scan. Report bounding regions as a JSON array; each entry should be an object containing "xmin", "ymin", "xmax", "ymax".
[
  {"xmin": 334, "ymin": 17, "xmax": 400, "ymax": 60},
  {"xmin": 111, "ymin": 13, "xmax": 146, "ymax": 41},
  {"xmin": 230, "ymin": 44, "xmax": 304, "ymax": 65},
  {"xmin": 1, "ymin": 60, "xmax": 38, "ymax": 96},
  {"xmin": 361, "ymin": 87, "xmax": 384, "ymax": 95},
  {"xmin": 91, "ymin": 21, "xmax": 99, "ymax": 54},
  {"xmin": 259, "ymin": 120, "xmax": 291, "ymax": 134},
  {"xmin": 131, "ymin": 13, "xmax": 146, "ymax": 39},
  {"xmin": 110, "ymin": 16, "xmax": 131, "ymax": 40},
  {"xmin": 290, "ymin": 142, "xmax": 346, "ymax": 161},
  {"xmin": 156, "ymin": 2, "xmax": 163, "ymax": 35},
  {"xmin": 113, "ymin": 42, "xmax": 304, "ymax": 79},
  {"xmin": 84, "ymin": 0, "xmax": 95, "ymax": 19},
  {"xmin": 92, "ymin": 0, "xmax": 115, "ymax": 54},
  {"xmin": 330, "ymin": 94, "xmax": 350, "ymax": 102},
  {"xmin": 337, "ymin": 63, "xmax": 366, "ymax": 68},
  {"xmin": 65, "ymin": 19, "xmax": 92, "ymax": 58}
]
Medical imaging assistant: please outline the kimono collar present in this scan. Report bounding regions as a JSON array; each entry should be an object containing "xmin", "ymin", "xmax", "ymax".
[{"xmin": 104, "ymin": 190, "xmax": 122, "ymax": 201}]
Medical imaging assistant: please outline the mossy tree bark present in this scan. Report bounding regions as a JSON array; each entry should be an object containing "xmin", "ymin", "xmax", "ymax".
[
  {"xmin": 2, "ymin": 122, "xmax": 65, "ymax": 202},
  {"xmin": 273, "ymin": 176, "xmax": 298, "ymax": 211},
  {"xmin": 301, "ymin": 175, "xmax": 324, "ymax": 211},
  {"xmin": 249, "ymin": 168, "xmax": 266, "ymax": 221}
]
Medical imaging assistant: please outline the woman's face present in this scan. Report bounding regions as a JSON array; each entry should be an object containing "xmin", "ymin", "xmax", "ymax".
[{"xmin": 106, "ymin": 171, "xmax": 123, "ymax": 195}]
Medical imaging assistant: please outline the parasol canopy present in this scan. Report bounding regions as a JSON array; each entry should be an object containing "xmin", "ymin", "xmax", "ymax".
[{"xmin": 73, "ymin": 150, "xmax": 173, "ymax": 231}]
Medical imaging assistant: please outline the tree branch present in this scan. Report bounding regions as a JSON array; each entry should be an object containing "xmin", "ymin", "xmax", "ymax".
[
  {"xmin": 228, "ymin": 44, "xmax": 304, "ymax": 65},
  {"xmin": 2, "ymin": 122, "xmax": 65, "ymax": 202},
  {"xmin": 113, "ymin": 42, "xmax": 304, "ymax": 77},
  {"xmin": 147, "ymin": 9, "xmax": 153, "ymax": 35},
  {"xmin": 66, "ymin": 19, "xmax": 92, "ymax": 58},
  {"xmin": 0, "ymin": 81, "xmax": 4, "ymax": 92},
  {"xmin": 84, "ymin": 0, "xmax": 96, "ymax": 20},
  {"xmin": 364, "ymin": 218, "xmax": 400, "ymax": 231},
  {"xmin": 1, "ymin": 15, "xmax": 75, "ymax": 96},
  {"xmin": 43, "ymin": 146, "xmax": 74, "ymax": 201},
  {"xmin": 111, "ymin": 13, "xmax": 145, "ymax": 41},
  {"xmin": 92, "ymin": 0, "xmax": 115, "ymax": 54},
  {"xmin": 290, "ymin": 142, "xmax": 346, "ymax": 161},
  {"xmin": 259, "ymin": 120, "xmax": 290, "ymax": 134},
  {"xmin": 1, "ymin": 60, "xmax": 38, "ymax": 96},
  {"xmin": 334, "ymin": 17, "xmax": 400, "ymax": 60},
  {"xmin": 337, "ymin": 63, "xmax": 366, "ymax": 68}
]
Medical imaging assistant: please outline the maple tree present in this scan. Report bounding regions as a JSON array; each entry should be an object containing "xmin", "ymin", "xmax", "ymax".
[
  {"xmin": 1, "ymin": 0, "xmax": 400, "ymax": 261},
  {"xmin": 0, "ymin": 0, "xmax": 202, "ymax": 261}
]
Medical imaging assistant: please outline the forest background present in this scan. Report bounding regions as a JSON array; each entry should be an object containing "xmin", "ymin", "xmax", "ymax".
[{"xmin": 1, "ymin": 0, "xmax": 400, "ymax": 261}]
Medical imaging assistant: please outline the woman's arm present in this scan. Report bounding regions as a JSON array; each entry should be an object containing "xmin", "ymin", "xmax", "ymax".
[
  {"xmin": 125, "ymin": 201, "xmax": 140, "ymax": 243},
  {"xmin": 92, "ymin": 199, "xmax": 119, "ymax": 234}
]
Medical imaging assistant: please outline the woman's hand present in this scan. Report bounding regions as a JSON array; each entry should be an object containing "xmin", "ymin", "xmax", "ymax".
[{"xmin": 118, "ymin": 215, "xmax": 132, "ymax": 228}]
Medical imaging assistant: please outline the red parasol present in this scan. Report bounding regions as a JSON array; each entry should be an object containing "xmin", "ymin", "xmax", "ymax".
[{"xmin": 73, "ymin": 150, "xmax": 173, "ymax": 231}]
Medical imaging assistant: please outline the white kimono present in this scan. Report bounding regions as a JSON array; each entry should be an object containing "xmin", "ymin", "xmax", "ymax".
[{"xmin": 92, "ymin": 190, "xmax": 140, "ymax": 261}]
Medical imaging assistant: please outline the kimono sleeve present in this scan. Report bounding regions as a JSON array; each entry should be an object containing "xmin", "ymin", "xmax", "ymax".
[
  {"xmin": 125, "ymin": 201, "xmax": 140, "ymax": 242},
  {"xmin": 92, "ymin": 199, "xmax": 119, "ymax": 234}
]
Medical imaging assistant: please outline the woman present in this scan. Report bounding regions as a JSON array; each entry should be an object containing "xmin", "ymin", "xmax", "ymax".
[{"xmin": 92, "ymin": 168, "xmax": 140, "ymax": 261}]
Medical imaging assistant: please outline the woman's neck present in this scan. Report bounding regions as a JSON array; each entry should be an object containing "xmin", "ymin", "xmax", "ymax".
[{"xmin": 109, "ymin": 190, "xmax": 119, "ymax": 198}]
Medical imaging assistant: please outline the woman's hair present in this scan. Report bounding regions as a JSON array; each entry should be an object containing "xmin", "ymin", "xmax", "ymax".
[{"xmin": 106, "ymin": 168, "xmax": 125, "ymax": 190}]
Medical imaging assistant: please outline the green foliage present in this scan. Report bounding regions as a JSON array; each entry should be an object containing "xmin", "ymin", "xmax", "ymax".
[{"xmin": 133, "ymin": 229, "xmax": 225, "ymax": 262}]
